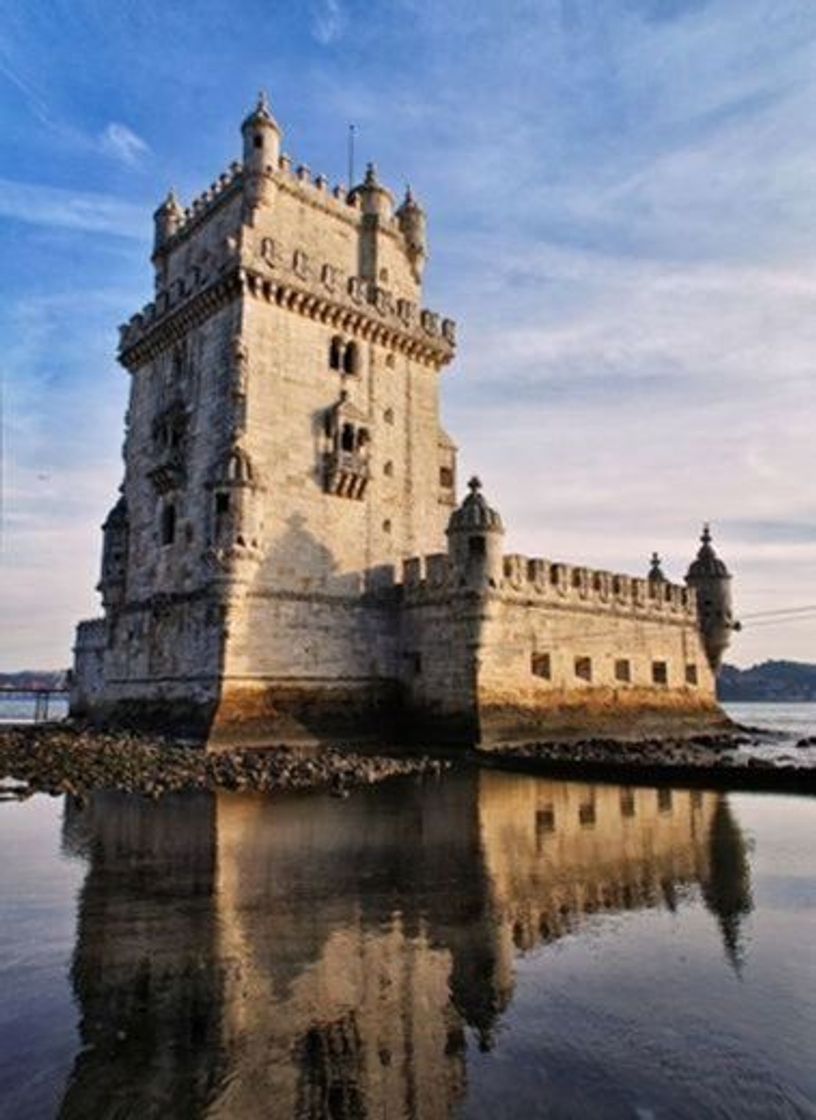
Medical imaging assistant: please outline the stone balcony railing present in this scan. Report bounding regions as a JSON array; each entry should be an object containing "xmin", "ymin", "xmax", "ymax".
[{"xmin": 324, "ymin": 450, "xmax": 370, "ymax": 500}]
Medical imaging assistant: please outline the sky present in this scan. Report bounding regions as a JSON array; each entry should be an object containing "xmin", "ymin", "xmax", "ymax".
[{"xmin": 1, "ymin": 0, "xmax": 816, "ymax": 670}]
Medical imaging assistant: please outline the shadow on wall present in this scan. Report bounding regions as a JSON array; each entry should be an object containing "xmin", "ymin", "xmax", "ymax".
[{"xmin": 251, "ymin": 512, "xmax": 364, "ymax": 596}]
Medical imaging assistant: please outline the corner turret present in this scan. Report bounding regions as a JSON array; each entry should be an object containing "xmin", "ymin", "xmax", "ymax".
[
  {"xmin": 648, "ymin": 551, "xmax": 666, "ymax": 583},
  {"xmin": 97, "ymin": 495, "xmax": 129, "ymax": 611},
  {"xmin": 396, "ymin": 185, "xmax": 427, "ymax": 280},
  {"xmin": 446, "ymin": 477, "xmax": 504, "ymax": 589},
  {"xmin": 241, "ymin": 91, "xmax": 282, "ymax": 214},
  {"xmin": 685, "ymin": 524, "xmax": 736, "ymax": 672},
  {"xmin": 350, "ymin": 162, "xmax": 394, "ymax": 220},
  {"xmin": 349, "ymin": 163, "xmax": 394, "ymax": 282},
  {"xmin": 152, "ymin": 189, "xmax": 184, "ymax": 256}
]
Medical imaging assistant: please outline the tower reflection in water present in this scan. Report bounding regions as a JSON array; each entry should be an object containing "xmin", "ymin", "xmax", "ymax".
[{"xmin": 59, "ymin": 773, "xmax": 752, "ymax": 1119}]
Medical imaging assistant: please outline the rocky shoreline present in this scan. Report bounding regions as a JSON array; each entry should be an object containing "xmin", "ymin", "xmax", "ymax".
[
  {"xmin": 481, "ymin": 732, "xmax": 816, "ymax": 793},
  {"xmin": 2, "ymin": 723, "xmax": 815, "ymax": 803},
  {"xmin": 0, "ymin": 724, "xmax": 448, "ymax": 802}
]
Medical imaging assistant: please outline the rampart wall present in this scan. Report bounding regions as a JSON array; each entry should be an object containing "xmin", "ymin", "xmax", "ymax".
[{"xmin": 397, "ymin": 550, "xmax": 720, "ymax": 743}]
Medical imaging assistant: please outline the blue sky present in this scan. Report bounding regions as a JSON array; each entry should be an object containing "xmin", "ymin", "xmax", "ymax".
[{"xmin": 2, "ymin": 0, "xmax": 816, "ymax": 669}]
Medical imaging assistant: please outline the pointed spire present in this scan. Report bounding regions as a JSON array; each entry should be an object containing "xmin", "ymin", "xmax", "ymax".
[{"xmin": 397, "ymin": 182, "xmax": 423, "ymax": 214}]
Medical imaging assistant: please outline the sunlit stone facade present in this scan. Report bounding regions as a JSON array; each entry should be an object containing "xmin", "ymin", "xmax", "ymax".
[{"xmin": 71, "ymin": 95, "xmax": 735, "ymax": 744}]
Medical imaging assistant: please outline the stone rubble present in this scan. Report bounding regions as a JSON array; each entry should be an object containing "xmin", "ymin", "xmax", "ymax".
[{"xmin": 0, "ymin": 724, "xmax": 448, "ymax": 802}]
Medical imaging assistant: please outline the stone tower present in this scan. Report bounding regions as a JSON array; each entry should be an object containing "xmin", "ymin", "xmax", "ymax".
[
  {"xmin": 685, "ymin": 525, "xmax": 736, "ymax": 672},
  {"xmin": 73, "ymin": 93, "xmax": 457, "ymax": 740},
  {"xmin": 71, "ymin": 95, "xmax": 733, "ymax": 746}
]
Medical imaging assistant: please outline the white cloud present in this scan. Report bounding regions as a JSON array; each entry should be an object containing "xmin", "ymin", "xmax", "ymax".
[
  {"xmin": 0, "ymin": 177, "xmax": 147, "ymax": 237},
  {"xmin": 310, "ymin": 0, "xmax": 346, "ymax": 45},
  {"xmin": 99, "ymin": 121, "xmax": 150, "ymax": 166}
]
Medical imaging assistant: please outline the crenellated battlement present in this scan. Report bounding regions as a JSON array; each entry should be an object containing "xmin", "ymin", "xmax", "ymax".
[
  {"xmin": 400, "ymin": 549, "xmax": 697, "ymax": 620},
  {"xmin": 124, "ymin": 99, "xmax": 453, "ymax": 369},
  {"xmin": 119, "ymin": 238, "xmax": 455, "ymax": 369}
]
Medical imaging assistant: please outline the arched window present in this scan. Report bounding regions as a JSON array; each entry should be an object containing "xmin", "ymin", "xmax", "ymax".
[
  {"xmin": 343, "ymin": 341, "xmax": 359, "ymax": 376},
  {"xmin": 161, "ymin": 502, "xmax": 176, "ymax": 546},
  {"xmin": 329, "ymin": 336, "xmax": 343, "ymax": 371}
]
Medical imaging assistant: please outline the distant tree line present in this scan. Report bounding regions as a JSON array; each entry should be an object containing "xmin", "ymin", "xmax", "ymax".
[
  {"xmin": 0, "ymin": 670, "xmax": 69, "ymax": 692},
  {"xmin": 718, "ymin": 660, "xmax": 816, "ymax": 702}
]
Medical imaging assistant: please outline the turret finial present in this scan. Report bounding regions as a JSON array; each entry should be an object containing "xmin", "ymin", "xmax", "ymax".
[
  {"xmin": 257, "ymin": 89, "xmax": 270, "ymax": 114},
  {"xmin": 701, "ymin": 523, "xmax": 712, "ymax": 546},
  {"xmin": 468, "ymin": 476, "xmax": 482, "ymax": 493},
  {"xmin": 649, "ymin": 551, "xmax": 665, "ymax": 581},
  {"xmin": 364, "ymin": 162, "xmax": 378, "ymax": 186}
]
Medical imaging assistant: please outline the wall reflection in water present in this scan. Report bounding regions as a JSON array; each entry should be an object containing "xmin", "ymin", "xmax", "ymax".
[{"xmin": 58, "ymin": 773, "xmax": 752, "ymax": 1119}]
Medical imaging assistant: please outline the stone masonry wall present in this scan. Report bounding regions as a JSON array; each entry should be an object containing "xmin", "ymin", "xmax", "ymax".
[{"xmin": 398, "ymin": 550, "xmax": 721, "ymax": 744}]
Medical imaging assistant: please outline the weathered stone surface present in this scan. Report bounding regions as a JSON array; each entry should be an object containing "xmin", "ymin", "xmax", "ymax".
[{"xmin": 71, "ymin": 97, "xmax": 734, "ymax": 747}]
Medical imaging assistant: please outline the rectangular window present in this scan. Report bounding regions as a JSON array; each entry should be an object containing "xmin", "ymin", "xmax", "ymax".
[
  {"xmin": 161, "ymin": 503, "xmax": 176, "ymax": 546},
  {"xmin": 439, "ymin": 466, "xmax": 454, "ymax": 488},
  {"xmin": 579, "ymin": 799, "xmax": 596, "ymax": 827},
  {"xmin": 658, "ymin": 788, "xmax": 673, "ymax": 814},
  {"xmin": 620, "ymin": 789, "xmax": 636, "ymax": 818},
  {"xmin": 468, "ymin": 536, "xmax": 486, "ymax": 557},
  {"xmin": 614, "ymin": 659, "xmax": 631, "ymax": 683},
  {"xmin": 531, "ymin": 653, "xmax": 551, "ymax": 679},
  {"xmin": 652, "ymin": 660, "xmax": 668, "ymax": 685},
  {"xmin": 535, "ymin": 806, "xmax": 555, "ymax": 850},
  {"xmin": 575, "ymin": 656, "xmax": 592, "ymax": 682},
  {"xmin": 685, "ymin": 663, "xmax": 698, "ymax": 686}
]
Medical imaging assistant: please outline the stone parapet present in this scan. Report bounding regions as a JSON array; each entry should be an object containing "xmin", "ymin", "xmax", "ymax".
[
  {"xmin": 153, "ymin": 160, "xmax": 244, "ymax": 254},
  {"xmin": 399, "ymin": 550, "xmax": 696, "ymax": 620},
  {"xmin": 499, "ymin": 553, "xmax": 696, "ymax": 620},
  {"xmin": 120, "ymin": 263, "xmax": 454, "ymax": 371}
]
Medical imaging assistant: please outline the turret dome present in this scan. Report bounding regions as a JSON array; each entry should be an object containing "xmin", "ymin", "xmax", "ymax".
[
  {"xmin": 396, "ymin": 184, "xmax": 423, "ymax": 218},
  {"xmin": 241, "ymin": 90, "xmax": 280, "ymax": 134},
  {"xmin": 686, "ymin": 525, "xmax": 730, "ymax": 581},
  {"xmin": 648, "ymin": 551, "xmax": 666, "ymax": 582},
  {"xmin": 447, "ymin": 477, "xmax": 503, "ymax": 535}
]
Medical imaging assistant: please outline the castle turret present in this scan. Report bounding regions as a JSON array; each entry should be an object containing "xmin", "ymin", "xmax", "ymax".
[
  {"xmin": 241, "ymin": 91, "xmax": 282, "ymax": 214},
  {"xmin": 648, "ymin": 551, "xmax": 666, "ymax": 583},
  {"xmin": 396, "ymin": 186, "xmax": 427, "ymax": 280},
  {"xmin": 152, "ymin": 189, "xmax": 184, "ymax": 256},
  {"xmin": 350, "ymin": 163, "xmax": 394, "ymax": 282},
  {"xmin": 446, "ymin": 477, "xmax": 504, "ymax": 589},
  {"xmin": 97, "ymin": 495, "xmax": 129, "ymax": 611},
  {"xmin": 685, "ymin": 524, "xmax": 736, "ymax": 672}
]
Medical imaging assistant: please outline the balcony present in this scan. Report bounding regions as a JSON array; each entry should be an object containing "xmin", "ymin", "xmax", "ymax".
[{"xmin": 324, "ymin": 450, "xmax": 370, "ymax": 500}]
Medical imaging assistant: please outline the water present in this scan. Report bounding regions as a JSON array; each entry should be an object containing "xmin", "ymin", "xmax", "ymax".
[
  {"xmin": 0, "ymin": 712, "xmax": 815, "ymax": 1118},
  {"xmin": 0, "ymin": 695, "xmax": 69, "ymax": 724}
]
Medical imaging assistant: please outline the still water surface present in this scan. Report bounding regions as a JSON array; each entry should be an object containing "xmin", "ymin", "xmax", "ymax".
[{"xmin": 1, "ymin": 717, "xmax": 815, "ymax": 1118}]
